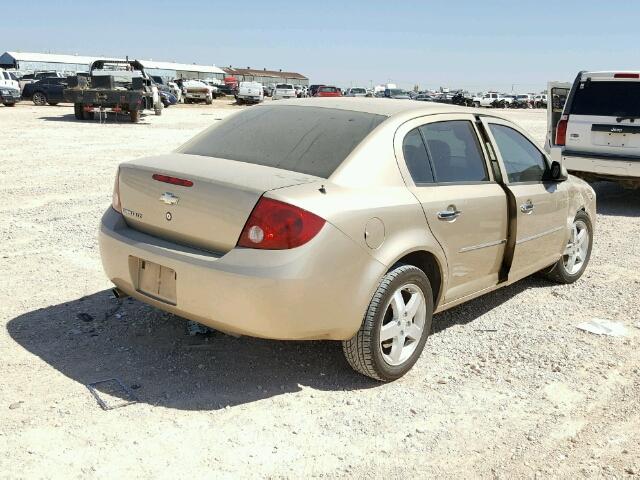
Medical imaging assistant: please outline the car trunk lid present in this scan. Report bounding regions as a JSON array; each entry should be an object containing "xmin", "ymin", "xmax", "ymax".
[{"xmin": 118, "ymin": 153, "xmax": 320, "ymax": 253}]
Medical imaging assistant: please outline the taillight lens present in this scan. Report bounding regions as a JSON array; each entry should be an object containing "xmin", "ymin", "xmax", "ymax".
[
  {"xmin": 556, "ymin": 115, "xmax": 569, "ymax": 146},
  {"xmin": 111, "ymin": 168, "xmax": 122, "ymax": 213},
  {"xmin": 237, "ymin": 197, "xmax": 325, "ymax": 250}
]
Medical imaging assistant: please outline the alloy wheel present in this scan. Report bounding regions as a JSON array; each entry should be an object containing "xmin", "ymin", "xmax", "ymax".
[
  {"xmin": 563, "ymin": 219, "xmax": 589, "ymax": 275},
  {"xmin": 379, "ymin": 283, "xmax": 427, "ymax": 366}
]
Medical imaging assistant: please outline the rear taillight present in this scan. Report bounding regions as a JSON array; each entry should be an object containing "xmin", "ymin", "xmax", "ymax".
[
  {"xmin": 614, "ymin": 73, "xmax": 640, "ymax": 79},
  {"xmin": 556, "ymin": 115, "xmax": 569, "ymax": 146},
  {"xmin": 237, "ymin": 197, "xmax": 325, "ymax": 250},
  {"xmin": 112, "ymin": 168, "xmax": 122, "ymax": 213}
]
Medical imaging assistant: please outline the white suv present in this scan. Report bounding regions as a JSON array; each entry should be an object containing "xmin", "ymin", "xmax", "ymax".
[
  {"xmin": 272, "ymin": 84, "xmax": 296, "ymax": 100},
  {"xmin": 0, "ymin": 70, "xmax": 20, "ymax": 106},
  {"xmin": 547, "ymin": 71, "xmax": 640, "ymax": 189}
]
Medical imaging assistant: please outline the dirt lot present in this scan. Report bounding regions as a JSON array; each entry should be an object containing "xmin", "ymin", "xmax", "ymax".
[{"xmin": 0, "ymin": 101, "xmax": 639, "ymax": 479}]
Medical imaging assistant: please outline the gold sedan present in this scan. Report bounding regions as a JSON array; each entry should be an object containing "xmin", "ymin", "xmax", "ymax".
[{"xmin": 100, "ymin": 98, "xmax": 596, "ymax": 381}]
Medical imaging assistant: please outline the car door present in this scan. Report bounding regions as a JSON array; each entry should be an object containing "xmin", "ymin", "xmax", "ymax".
[
  {"xmin": 395, "ymin": 114, "xmax": 508, "ymax": 302},
  {"xmin": 480, "ymin": 117, "xmax": 568, "ymax": 280},
  {"xmin": 48, "ymin": 78, "xmax": 66, "ymax": 102},
  {"xmin": 546, "ymin": 81, "xmax": 571, "ymax": 155}
]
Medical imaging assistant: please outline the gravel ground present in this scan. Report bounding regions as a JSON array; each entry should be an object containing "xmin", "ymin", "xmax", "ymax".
[{"xmin": 0, "ymin": 102, "xmax": 639, "ymax": 479}]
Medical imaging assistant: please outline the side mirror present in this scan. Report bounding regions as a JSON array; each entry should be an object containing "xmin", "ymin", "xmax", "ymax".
[{"xmin": 549, "ymin": 160, "xmax": 568, "ymax": 182}]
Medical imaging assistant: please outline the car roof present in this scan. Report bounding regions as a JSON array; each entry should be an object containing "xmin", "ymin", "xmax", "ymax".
[{"xmin": 271, "ymin": 97, "xmax": 506, "ymax": 120}]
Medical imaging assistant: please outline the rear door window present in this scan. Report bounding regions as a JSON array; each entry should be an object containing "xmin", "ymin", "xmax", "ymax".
[
  {"xmin": 402, "ymin": 128, "xmax": 434, "ymax": 184},
  {"xmin": 571, "ymin": 81, "xmax": 640, "ymax": 117},
  {"xmin": 489, "ymin": 124, "xmax": 547, "ymax": 183},
  {"xmin": 419, "ymin": 121, "xmax": 489, "ymax": 183},
  {"xmin": 179, "ymin": 106, "xmax": 386, "ymax": 178}
]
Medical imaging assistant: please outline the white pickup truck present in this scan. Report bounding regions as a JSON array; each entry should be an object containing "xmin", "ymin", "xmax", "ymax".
[
  {"xmin": 546, "ymin": 71, "xmax": 640, "ymax": 189},
  {"xmin": 473, "ymin": 92, "xmax": 513, "ymax": 108},
  {"xmin": 236, "ymin": 81, "xmax": 264, "ymax": 104}
]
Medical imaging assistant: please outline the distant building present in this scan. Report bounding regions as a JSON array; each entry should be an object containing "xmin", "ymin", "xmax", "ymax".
[
  {"xmin": 222, "ymin": 67, "xmax": 308, "ymax": 87},
  {"xmin": 0, "ymin": 51, "xmax": 225, "ymax": 80}
]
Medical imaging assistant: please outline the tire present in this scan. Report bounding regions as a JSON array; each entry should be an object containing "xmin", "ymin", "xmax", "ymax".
[
  {"xmin": 3, "ymin": 102, "xmax": 16, "ymax": 107},
  {"xmin": 342, "ymin": 264, "xmax": 433, "ymax": 381},
  {"xmin": 155, "ymin": 102, "xmax": 163, "ymax": 115},
  {"xmin": 32, "ymin": 92, "xmax": 47, "ymax": 106},
  {"xmin": 130, "ymin": 110, "xmax": 140, "ymax": 123},
  {"xmin": 205, "ymin": 96, "xmax": 213, "ymax": 105},
  {"xmin": 74, "ymin": 103, "xmax": 83, "ymax": 119},
  {"xmin": 48, "ymin": 102, "xmax": 59, "ymax": 106},
  {"xmin": 83, "ymin": 110, "xmax": 95, "ymax": 121},
  {"xmin": 473, "ymin": 101, "xmax": 480, "ymax": 108},
  {"xmin": 543, "ymin": 211, "xmax": 593, "ymax": 284}
]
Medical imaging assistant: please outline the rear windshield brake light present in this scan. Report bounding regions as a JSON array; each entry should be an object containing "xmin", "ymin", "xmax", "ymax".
[
  {"xmin": 152, "ymin": 174, "xmax": 194, "ymax": 187},
  {"xmin": 614, "ymin": 73, "xmax": 640, "ymax": 79}
]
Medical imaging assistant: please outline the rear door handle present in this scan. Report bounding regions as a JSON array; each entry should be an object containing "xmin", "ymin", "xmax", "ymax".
[
  {"xmin": 520, "ymin": 200, "xmax": 534, "ymax": 214},
  {"xmin": 437, "ymin": 208, "xmax": 462, "ymax": 221}
]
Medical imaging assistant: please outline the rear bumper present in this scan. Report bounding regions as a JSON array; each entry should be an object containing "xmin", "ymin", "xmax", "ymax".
[
  {"xmin": 561, "ymin": 150, "xmax": 640, "ymax": 182},
  {"xmin": 99, "ymin": 208, "xmax": 385, "ymax": 340}
]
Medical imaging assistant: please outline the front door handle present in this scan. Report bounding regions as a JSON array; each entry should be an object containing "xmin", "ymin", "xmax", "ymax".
[
  {"xmin": 437, "ymin": 207, "xmax": 462, "ymax": 221},
  {"xmin": 520, "ymin": 200, "xmax": 534, "ymax": 214}
]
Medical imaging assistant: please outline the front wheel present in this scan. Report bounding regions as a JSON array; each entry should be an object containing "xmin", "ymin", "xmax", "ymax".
[
  {"xmin": 32, "ymin": 92, "xmax": 47, "ymax": 106},
  {"xmin": 342, "ymin": 264, "xmax": 433, "ymax": 381},
  {"xmin": 544, "ymin": 211, "xmax": 593, "ymax": 284}
]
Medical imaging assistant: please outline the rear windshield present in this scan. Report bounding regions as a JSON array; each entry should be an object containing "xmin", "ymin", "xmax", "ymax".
[
  {"xmin": 571, "ymin": 81, "xmax": 640, "ymax": 117},
  {"xmin": 351, "ymin": 88, "xmax": 366, "ymax": 93},
  {"xmin": 276, "ymin": 84, "xmax": 293, "ymax": 89},
  {"xmin": 179, "ymin": 106, "xmax": 386, "ymax": 178},
  {"xmin": 319, "ymin": 87, "xmax": 337, "ymax": 93}
]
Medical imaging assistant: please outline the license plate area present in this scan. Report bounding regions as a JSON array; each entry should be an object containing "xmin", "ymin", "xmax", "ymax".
[{"xmin": 134, "ymin": 257, "xmax": 177, "ymax": 305}]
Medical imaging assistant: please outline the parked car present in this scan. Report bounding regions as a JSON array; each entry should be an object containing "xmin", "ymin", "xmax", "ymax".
[
  {"xmin": 236, "ymin": 81, "xmax": 264, "ymax": 104},
  {"xmin": 216, "ymin": 83, "xmax": 236, "ymax": 96},
  {"xmin": 159, "ymin": 89, "xmax": 178, "ymax": 107},
  {"xmin": 473, "ymin": 92, "xmax": 513, "ymax": 108},
  {"xmin": 345, "ymin": 87, "xmax": 367, "ymax": 97},
  {"xmin": 384, "ymin": 88, "xmax": 411, "ymax": 99},
  {"xmin": 22, "ymin": 77, "xmax": 68, "ymax": 106},
  {"xmin": 533, "ymin": 94, "xmax": 547, "ymax": 108},
  {"xmin": 0, "ymin": 70, "xmax": 20, "ymax": 106},
  {"xmin": 546, "ymin": 71, "xmax": 640, "ymax": 189},
  {"xmin": 183, "ymin": 80, "xmax": 213, "ymax": 104},
  {"xmin": 315, "ymin": 86, "xmax": 341, "ymax": 97},
  {"xmin": 513, "ymin": 94, "xmax": 534, "ymax": 108},
  {"xmin": 152, "ymin": 76, "xmax": 182, "ymax": 102},
  {"xmin": 308, "ymin": 84, "xmax": 324, "ymax": 97},
  {"xmin": 272, "ymin": 83, "xmax": 297, "ymax": 100},
  {"xmin": 100, "ymin": 99, "xmax": 595, "ymax": 381},
  {"xmin": 414, "ymin": 94, "xmax": 434, "ymax": 102}
]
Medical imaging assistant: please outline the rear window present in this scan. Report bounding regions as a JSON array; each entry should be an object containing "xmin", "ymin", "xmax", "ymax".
[
  {"xmin": 276, "ymin": 84, "xmax": 292, "ymax": 89},
  {"xmin": 179, "ymin": 106, "xmax": 386, "ymax": 178},
  {"xmin": 319, "ymin": 87, "xmax": 337, "ymax": 93},
  {"xmin": 571, "ymin": 81, "xmax": 640, "ymax": 117}
]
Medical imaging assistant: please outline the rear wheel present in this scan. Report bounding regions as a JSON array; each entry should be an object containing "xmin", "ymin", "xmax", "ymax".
[
  {"xmin": 544, "ymin": 211, "xmax": 593, "ymax": 284},
  {"xmin": 343, "ymin": 264, "xmax": 433, "ymax": 382},
  {"xmin": 130, "ymin": 110, "xmax": 140, "ymax": 123},
  {"xmin": 32, "ymin": 92, "xmax": 47, "ymax": 106}
]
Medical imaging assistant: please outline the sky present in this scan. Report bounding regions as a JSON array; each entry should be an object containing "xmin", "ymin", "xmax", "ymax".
[{"xmin": 2, "ymin": 0, "xmax": 638, "ymax": 93}]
